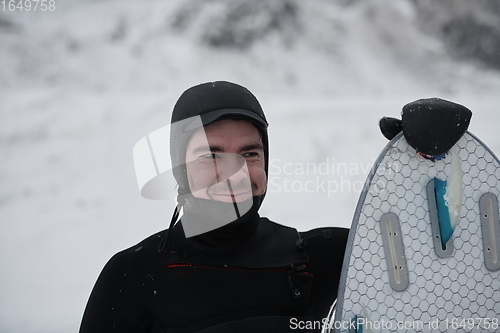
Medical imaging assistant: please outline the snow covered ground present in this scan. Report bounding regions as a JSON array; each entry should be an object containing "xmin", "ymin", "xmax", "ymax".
[{"xmin": 1, "ymin": 1, "xmax": 500, "ymax": 332}]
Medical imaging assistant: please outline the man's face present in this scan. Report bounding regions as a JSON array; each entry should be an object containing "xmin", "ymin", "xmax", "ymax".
[{"xmin": 185, "ymin": 119, "xmax": 266, "ymax": 203}]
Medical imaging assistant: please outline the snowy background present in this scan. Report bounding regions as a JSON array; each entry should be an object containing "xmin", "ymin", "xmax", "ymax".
[{"xmin": 1, "ymin": 0, "xmax": 500, "ymax": 332}]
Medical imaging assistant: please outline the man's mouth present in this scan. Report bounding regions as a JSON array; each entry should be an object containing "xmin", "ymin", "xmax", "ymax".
[{"xmin": 210, "ymin": 191, "xmax": 252, "ymax": 203}]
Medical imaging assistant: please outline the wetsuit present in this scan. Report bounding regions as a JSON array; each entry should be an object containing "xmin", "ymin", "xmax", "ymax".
[{"xmin": 79, "ymin": 215, "xmax": 348, "ymax": 332}]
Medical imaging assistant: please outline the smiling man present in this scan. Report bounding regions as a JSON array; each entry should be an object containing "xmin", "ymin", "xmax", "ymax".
[
  {"xmin": 80, "ymin": 81, "xmax": 349, "ymax": 333},
  {"xmin": 185, "ymin": 119, "xmax": 266, "ymax": 204}
]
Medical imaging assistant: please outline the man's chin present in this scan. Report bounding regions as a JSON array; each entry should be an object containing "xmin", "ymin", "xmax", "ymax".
[{"xmin": 209, "ymin": 192, "xmax": 253, "ymax": 203}]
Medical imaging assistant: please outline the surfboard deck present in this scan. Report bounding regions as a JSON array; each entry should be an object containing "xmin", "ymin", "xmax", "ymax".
[{"xmin": 331, "ymin": 131, "xmax": 500, "ymax": 333}]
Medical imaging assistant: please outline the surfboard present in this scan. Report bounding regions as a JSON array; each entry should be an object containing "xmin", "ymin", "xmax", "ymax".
[{"xmin": 329, "ymin": 129, "xmax": 500, "ymax": 332}]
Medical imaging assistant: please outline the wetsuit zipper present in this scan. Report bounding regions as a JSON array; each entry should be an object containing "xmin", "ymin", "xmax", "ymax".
[{"xmin": 165, "ymin": 262, "xmax": 308, "ymax": 272}]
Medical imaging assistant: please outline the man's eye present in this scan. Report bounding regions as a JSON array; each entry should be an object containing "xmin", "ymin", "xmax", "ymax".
[
  {"xmin": 243, "ymin": 152, "xmax": 259, "ymax": 158},
  {"xmin": 200, "ymin": 153, "xmax": 217, "ymax": 159}
]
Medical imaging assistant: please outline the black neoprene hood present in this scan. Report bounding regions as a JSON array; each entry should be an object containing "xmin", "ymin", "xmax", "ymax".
[
  {"xmin": 402, "ymin": 98, "xmax": 472, "ymax": 156},
  {"xmin": 379, "ymin": 98, "xmax": 472, "ymax": 157},
  {"xmin": 170, "ymin": 81, "xmax": 268, "ymax": 127}
]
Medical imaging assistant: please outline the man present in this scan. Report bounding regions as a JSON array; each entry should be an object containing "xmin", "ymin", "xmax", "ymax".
[{"xmin": 80, "ymin": 81, "xmax": 349, "ymax": 332}]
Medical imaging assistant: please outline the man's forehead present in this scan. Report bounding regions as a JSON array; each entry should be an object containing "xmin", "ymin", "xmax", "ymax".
[
  {"xmin": 193, "ymin": 119, "xmax": 260, "ymax": 139},
  {"xmin": 185, "ymin": 121, "xmax": 261, "ymax": 155}
]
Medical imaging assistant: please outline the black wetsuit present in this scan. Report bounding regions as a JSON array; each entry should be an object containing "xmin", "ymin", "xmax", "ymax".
[{"xmin": 79, "ymin": 215, "xmax": 348, "ymax": 332}]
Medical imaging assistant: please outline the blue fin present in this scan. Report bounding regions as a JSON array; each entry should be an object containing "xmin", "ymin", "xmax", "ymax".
[
  {"xmin": 434, "ymin": 178, "xmax": 453, "ymax": 248},
  {"xmin": 349, "ymin": 315, "xmax": 362, "ymax": 333}
]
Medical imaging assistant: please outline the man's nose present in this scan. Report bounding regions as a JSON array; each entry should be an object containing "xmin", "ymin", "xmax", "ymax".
[
  {"xmin": 215, "ymin": 154, "xmax": 248, "ymax": 182},
  {"xmin": 226, "ymin": 163, "xmax": 248, "ymax": 184}
]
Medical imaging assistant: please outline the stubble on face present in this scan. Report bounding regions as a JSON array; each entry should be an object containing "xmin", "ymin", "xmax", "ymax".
[{"xmin": 185, "ymin": 119, "xmax": 266, "ymax": 203}]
